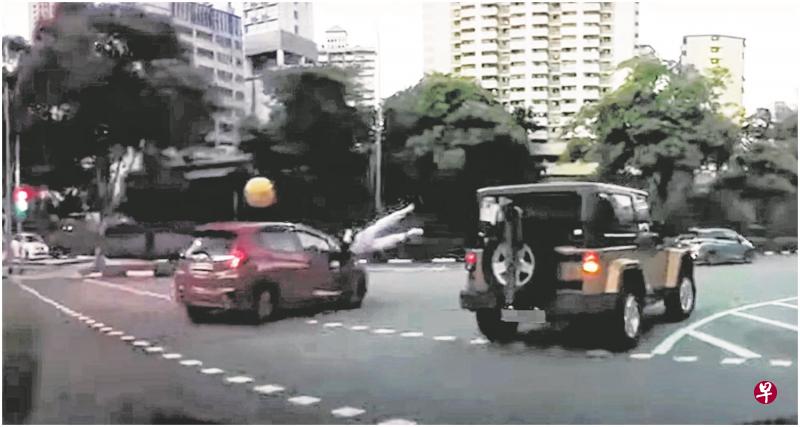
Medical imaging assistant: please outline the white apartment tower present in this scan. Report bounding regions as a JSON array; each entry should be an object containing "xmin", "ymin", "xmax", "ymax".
[
  {"xmin": 422, "ymin": 2, "xmax": 453, "ymax": 74},
  {"xmin": 318, "ymin": 27, "xmax": 379, "ymax": 106},
  {"xmin": 680, "ymin": 34, "xmax": 745, "ymax": 119},
  {"xmin": 450, "ymin": 2, "xmax": 639, "ymax": 143},
  {"xmin": 241, "ymin": 2, "xmax": 317, "ymax": 120}
]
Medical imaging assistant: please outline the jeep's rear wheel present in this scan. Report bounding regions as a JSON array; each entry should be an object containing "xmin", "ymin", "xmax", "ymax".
[
  {"xmin": 665, "ymin": 275, "xmax": 695, "ymax": 321},
  {"xmin": 476, "ymin": 308, "xmax": 518, "ymax": 342},
  {"xmin": 609, "ymin": 289, "xmax": 642, "ymax": 349}
]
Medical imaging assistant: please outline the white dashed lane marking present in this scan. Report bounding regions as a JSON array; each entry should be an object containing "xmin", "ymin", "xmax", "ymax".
[
  {"xmin": 379, "ymin": 418, "xmax": 417, "ymax": 425},
  {"xmin": 433, "ymin": 336, "xmax": 457, "ymax": 342},
  {"xmin": 331, "ymin": 406, "xmax": 366, "ymax": 418},
  {"xmin": 323, "ymin": 322, "xmax": 343, "ymax": 328},
  {"xmin": 730, "ymin": 311, "xmax": 799, "ymax": 332},
  {"xmin": 373, "ymin": 328, "xmax": 396, "ymax": 335},
  {"xmin": 162, "ymin": 353, "xmax": 182, "ymax": 360},
  {"xmin": 100, "ymin": 327, "xmax": 113, "ymax": 333},
  {"xmin": 770, "ymin": 360, "xmax": 793, "ymax": 367},
  {"xmin": 225, "ymin": 376, "xmax": 254, "ymax": 384},
  {"xmin": 83, "ymin": 278, "xmax": 171, "ymax": 301},
  {"xmin": 400, "ymin": 332, "xmax": 424, "ymax": 338},
  {"xmin": 121, "ymin": 335, "xmax": 136, "ymax": 341},
  {"xmin": 253, "ymin": 384, "xmax": 285, "ymax": 395},
  {"xmin": 673, "ymin": 356, "xmax": 698, "ymax": 363},
  {"xmin": 179, "ymin": 359, "xmax": 203, "ymax": 367},
  {"xmin": 132, "ymin": 340, "xmax": 151, "ymax": 347},
  {"xmin": 686, "ymin": 330, "xmax": 761, "ymax": 359},
  {"xmin": 145, "ymin": 346, "xmax": 164, "ymax": 353},
  {"xmin": 350, "ymin": 325, "xmax": 369, "ymax": 331},
  {"xmin": 469, "ymin": 337, "xmax": 490, "ymax": 345},
  {"xmin": 305, "ymin": 319, "xmax": 319, "ymax": 324},
  {"xmin": 201, "ymin": 368, "xmax": 225, "ymax": 375},
  {"xmin": 288, "ymin": 395, "xmax": 321, "ymax": 406},
  {"xmin": 629, "ymin": 353, "xmax": 653, "ymax": 360},
  {"xmin": 720, "ymin": 357, "xmax": 746, "ymax": 365},
  {"xmin": 107, "ymin": 331, "xmax": 123, "ymax": 336}
]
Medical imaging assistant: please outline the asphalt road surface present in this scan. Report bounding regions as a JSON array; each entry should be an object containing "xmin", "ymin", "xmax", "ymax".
[{"xmin": 4, "ymin": 255, "xmax": 797, "ymax": 424}]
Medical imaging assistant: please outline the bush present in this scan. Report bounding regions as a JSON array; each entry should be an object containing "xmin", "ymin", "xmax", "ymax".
[{"xmin": 772, "ymin": 236, "xmax": 798, "ymax": 251}]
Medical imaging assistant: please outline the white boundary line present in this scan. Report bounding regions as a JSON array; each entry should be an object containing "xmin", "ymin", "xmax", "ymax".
[
  {"xmin": 730, "ymin": 312, "xmax": 799, "ymax": 332},
  {"xmin": 84, "ymin": 278, "xmax": 171, "ymax": 301},
  {"xmin": 651, "ymin": 296, "xmax": 798, "ymax": 356},
  {"xmin": 771, "ymin": 301, "xmax": 799, "ymax": 309},
  {"xmin": 687, "ymin": 330, "xmax": 761, "ymax": 359}
]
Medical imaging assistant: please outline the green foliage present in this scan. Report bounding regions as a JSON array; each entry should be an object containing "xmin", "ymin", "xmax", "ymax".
[
  {"xmin": 239, "ymin": 66, "xmax": 373, "ymax": 226},
  {"xmin": 564, "ymin": 56, "xmax": 740, "ymax": 223},
  {"xmin": 13, "ymin": 3, "xmax": 218, "ymax": 192},
  {"xmin": 382, "ymin": 73, "xmax": 535, "ymax": 235}
]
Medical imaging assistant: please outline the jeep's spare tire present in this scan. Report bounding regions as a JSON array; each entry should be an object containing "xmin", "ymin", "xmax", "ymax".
[{"xmin": 486, "ymin": 241, "xmax": 535, "ymax": 287}]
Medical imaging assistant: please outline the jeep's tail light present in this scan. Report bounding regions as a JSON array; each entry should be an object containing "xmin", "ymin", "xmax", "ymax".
[
  {"xmin": 582, "ymin": 251, "xmax": 601, "ymax": 274},
  {"xmin": 229, "ymin": 248, "xmax": 248, "ymax": 269},
  {"xmin": 465, "ymin": 251, "xmax": 478, "ymax": 272}
]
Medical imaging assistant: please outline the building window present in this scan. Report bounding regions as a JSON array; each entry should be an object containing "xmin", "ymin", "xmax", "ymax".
[
  {"xmin": 235, "ymin": 91, "xmax": 245, "ymax": 101},
  {"xmin": 294, "ymin": 10, "xmax": 298, "ymax": 19},
  {"xmin": 235, "ymin": 40, "xmax": 242, "ymax": 50},
  {"xmin": 220, "ymin": 122, "xmax": 234, "ymax": 133},
  {"xmin": 235, "ymin": 58, "xmax": 243, "ymax": 66},
  {"xmin": 217, "ymin": 70, "xmax": 233, "ymax": 81},
  {"xmin": 197, "ymin": 47, "xmax": 214, "ymax": 59},
  {"xmin": 710, "ymin": 46, "xmax": 720, "ymax": 53},
  {"xmin": 295, "ymin": 25, "xmax": 299, "ymax": 34},
  {"xmin": 197, "ymin": 30, "xmax": 213, "ymax": 42},
  {"xmin": 710, "ymin": 58, "xmax": 720, "ymax": 65},
  {"xmin": 235, "ymin": 74, "xmax": 244, "ymax": 83},
  {"xmin": 217, "ymin": 53, "xmax": 233, "ymax": 64},
  {"xmin": 216, "ymin": 36, "xmax": 232, "ymax": 48},
  {"xmin": 176, "ymin": 25, "xmax": 193, "ymax": 36},
  {"xmin": 198, "ymin": 65, "xmax": 214, "ymax": 77}
]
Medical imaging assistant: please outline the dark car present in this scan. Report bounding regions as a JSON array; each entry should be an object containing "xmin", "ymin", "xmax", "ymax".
[
  {"xmin": 460, "ymin": 182, "xmax": 695, "ymax": 348},
  {"xmin": 173, "ymin": 222, "xmax": 367, "ymax": 323},
  {"xmin": 676, "ymin": 228, "xmax": 756, "ymax": 264}
]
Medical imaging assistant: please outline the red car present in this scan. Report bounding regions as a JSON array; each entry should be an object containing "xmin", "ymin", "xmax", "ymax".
[{"xmin": 173, "ymin": 222, "xmax": 367, "ymax": 323}]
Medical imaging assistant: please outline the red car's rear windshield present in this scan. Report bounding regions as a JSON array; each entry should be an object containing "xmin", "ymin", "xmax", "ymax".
[{"xmin": 189, "ymin": 230, "xmax": 237, "ymax": 256}]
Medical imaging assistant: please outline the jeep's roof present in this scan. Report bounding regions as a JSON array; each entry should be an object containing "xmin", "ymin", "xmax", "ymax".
[{"xmin": 477, "ymin": 182, "xmax": 648, "ymax": 198}]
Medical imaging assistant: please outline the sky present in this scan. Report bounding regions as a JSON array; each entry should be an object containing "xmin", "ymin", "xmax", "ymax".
[{"xmin": 2, "ymin": 0, "xmax": 798, "ymax": 112}]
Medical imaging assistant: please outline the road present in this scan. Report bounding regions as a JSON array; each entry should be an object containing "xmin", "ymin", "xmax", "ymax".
[{"xmin": 3, "ymin": 255, "xmax": 798, "ymax": 424}]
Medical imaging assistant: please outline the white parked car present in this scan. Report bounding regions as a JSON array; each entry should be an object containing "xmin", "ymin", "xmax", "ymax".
[{"xmin": 11, "ymin": 233, "xmax": 50, "ymax": 260}]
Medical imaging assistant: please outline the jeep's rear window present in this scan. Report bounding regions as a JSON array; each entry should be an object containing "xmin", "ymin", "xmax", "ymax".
[
  {"xmin": 514, "ymin": 192, "xmax": 581, "ymax": 221},
  {"xmin": 188, "ymin": 230, "xmax": 236, "ymax": 256}
]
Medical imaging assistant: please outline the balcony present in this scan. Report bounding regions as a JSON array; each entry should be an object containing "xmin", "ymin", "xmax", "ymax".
[
  {"xmin": 583, "ymin": 13, "xmax": 601, "ymax": 23},
  {"xmin": 561, "ymin": 102, "xmax": 581, "ymax": 113},
  {"xmin": 561, "ymin": 2, "xmax": 578, "ymax": 12},
  {"xmin": 531, "ymin": 77, "xmax": 548, "ymax": 87},
  {"xmin": 509, "ymin": 90, "xmax": 528, "ymax": 102},
  {"xmin": 531, "ymin": 64, "xmax": 549, "ymax": 73},
  {"xmin": 510, "ymin": 28, "xmax": 528, "ymax": 38},
  {"xmin": 510, "ymin": 15, "xmax": 528, "ymax": 26},
  {"xmin": 531, "ymin": 39, "xmax": 549, "ymax": 49},
  {"xmin": 460, "ymin": 54, "xmax": 479, "ymax": 65},
  {"xmin": 561, "ymin": 25, "xmax": 578, "ymax": 36},
  {"xmin": 560, "ymin": 76, "xmax": 578, "ymax": 86},
  {"xmin": 510, "ymin": 65, "xmax": 528, "ymax": 75},
  {"xmin": 531, "ymin": 14, "xmax": 549, "ymax": 25},
  {"xmin": 531, "ymin": 51, "xmax": 548, "ymax": 61},
  {"xmin": 583, "ymin": 38, "xmax": 600, "ymax": 48},
  {"xmin": 582, "ymin": 76, "xmax": 600, "ymax": 86},
  {"xmin": 561, "ymin": 62, "xmax": 577, "ymax": 73},
  {"xmin": 561, "ymin": 89, "xmax": 578, "ymax": 99},
  {"xmin": 531, "ymin": 3, "xmax": 549, "ymax": 13},
  {"xmin": 561, "ymin": 50, "xmax": 579, "ymax": 61},
  {"xmin": 479, "ymin": 42, "xmax": 499, "ymax": 52},
  {"xmin": 583, "ymin": 25, "xmax": 601, "ymax": 36},
  {"xmin": 583, "ymin": 2, "xmax": 601, "ymax": 12},
  {"xmin": 532, "ymin": 103, "xmax": 549, "ymax": 114},
  {"xmin": 531, "ymin": 91, "xmax": 549, "ymax": 100},
  {"xmin": 583, "ymin": 62, "xmax": 601, "ymax": 73},
  {"xmin": 582, "ymin": 50, "xmax": 600, "ymax": 61},
  {"xmin": 582, "ymin": 89, "xmax": 601, "ymax": 99},
  {"xmin": 531, "ymin": 26, "xmax": 549, "ymax": 37},
  {"xmin": 481, "ymin": 79, "xmax": 499, "ymax": 90}
]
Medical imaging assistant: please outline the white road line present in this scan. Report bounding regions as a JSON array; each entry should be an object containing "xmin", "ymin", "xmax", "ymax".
[
  {"xmin": 687, "ymin": 330, "xmax": 761, "ymax": 359},
  {"xmin": 78, "ymin": 316, "xmax": 89, "ymax": 321},
  {"xmin": 469, "ymin": 337, "xmax": 490, "ymax": 345},
  {"xmin": 84, "ymin": 319, "xmax": 97, "ymax": 325},
  {"xmin": 673, "ymin": 356, "xmax": 698, "ymax": 362},
  {"xmin": 225, "ymin": 376, "xmax": 254, "ymax": 384},
  {"xmin": 107, "ymin": 331, "xmax": 123, "ymax": 336},
  {"xmin": 400, "ymin": 332, "xmax": 424, "ymax": 338},
  {"xmin": 127, "ymin": 270, "xmax": 155, "ymax": 278},
  {"xmin": 331, "ymin": 406, "xmax": 366, "ymax": 418},
  {"xmin": 387, "ymin": 259, "xmax": 413, "ymax": 264},
  {"xmin": 121, "ymin": 335, "xmax": 136, "ymax": 341},
  {"xmin": 84, "ymin": 278, "xmax": 171, "ymax": 301},
  {"xmin": 179, "ymin": 360, "xmax": 203, "ymax": 367},
  {"xmin": 373, "ymin": 328, "xmax": 396, "ymax": 334},
  {"xmin": 305, "ymin": 319, "xmax": 319, "ymax": 324},
  {"xmin": 433, "ymin": 335, "xmax": 457, "ymax": 342},
  {"xmin": 92, "ymin": 323, "xmax": 106, "ymax": 328},
  {"xmin": 379, "ymin": 419, "xmax": 417, "ymax": 425},
  {"xmin": 771, "ymin": 301, "xmax": 799, "ymax": 309},
  {"xmin": 323, "ymin": 322, "xmax": 343, "ymax": 328},
  {"xmin": 780, "ymin": 250, "xmax": 792, "ymax": 255},
  {"xmin": 651, "ymin": 296, "xmax": 798, "ymax": 356},
  {"xmin": 162, "ymin": 353, "xmax": 182, "ymax": 360},
  {"xmin": 201, "ymin": 368, "xmax": 225, "ymax": 375},
  {"xmin": 770, "ymin": 360, "xmax": 793, "ymax": 367},
  {"xmin": 629, "ymin": 353, "xmax": 653, "ymax": 360},
  {"xmin": 350, "ymin": 325, "xmax": 370, "ymax": 331},
  {"xmin": 720, "ymin": 358, "xmax": 746, "ymax": 365},
  {"xmin": 145, "ymin": 346, "xmax": 164, "ymax": 353},
  {"xmin": 764, "ymin": 251, "xmax": 775, "ymax": 255},
  {"xmin": 731, "ymin": 312, "xmax": 799, "ymax": 332},
  {"xmin": 253, "ymin": 384, "xmax": 285, "ymax": 395},
  {"xmin": 100, "ymin": 327, "xmax": 113, "ymax": 333},
  {"xmin": 288, "ymin": 395, "xmax": 321, "ymax": 406},
  {"xmin": 132, "ymin": 340, "xmax": 151, "ymax": 347}
]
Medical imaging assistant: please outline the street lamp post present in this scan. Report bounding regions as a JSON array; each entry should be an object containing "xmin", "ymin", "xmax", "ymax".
[{"xmin": 373, "ymin": 27, "xmax": 383, "ymax": 214}]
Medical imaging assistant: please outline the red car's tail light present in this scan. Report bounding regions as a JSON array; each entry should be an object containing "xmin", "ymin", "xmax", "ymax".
[
  {"xmin": 465, "ymin": 251, "xmax": 478, "ymax": 271},
  {"xmin": 229, "ymin": 248, "xmax": 248, "ymax": 269},
  {"xmin": 582, "ymin": 251, "xmax": 601, "ymax": 274}
]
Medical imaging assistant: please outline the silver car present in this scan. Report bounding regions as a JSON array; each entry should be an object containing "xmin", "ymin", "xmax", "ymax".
[{"xmin": 678, "ymin": 228, "xmax": 755, "ymax": 265}]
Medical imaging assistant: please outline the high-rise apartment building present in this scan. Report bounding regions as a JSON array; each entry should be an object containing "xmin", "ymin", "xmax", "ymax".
[
  {"xmin": 29, "ymin": 2, "xmax": 60, "ymax": 40},
  {"xmin": 241, "ymin": 2, "xmax": 317, "ymax": 120},
  {"xmin": 422, "ymin": 2, "xmax": 453, "ymax": 74},
  {"xmin": 449, "ymin": 2, "xmax": 639, "ymax": 144},
  {"xmin": 138, "ymin": 2, "xmax": 248, "ymax": 146},
  {"xmin": 680, "ymin": 34, "xmax": 745, "ymax": 119},
  {"xmin": 318, "ymin": 27, "xmax": 378, "ymax": 106}
]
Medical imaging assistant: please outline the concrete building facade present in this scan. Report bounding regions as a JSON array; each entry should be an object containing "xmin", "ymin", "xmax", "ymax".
[
  {"xmin": 680, "ymin": 34, "xmax": 745, "ymax": 119},
  {"xmin": 138, "ymin": 2, "xmax": 248, "ymax": 146},
  {"xmin": 29, "ymin": 2, "xmax": 60, "ymax": 40},
  {"xmin": 318, "ymin": 27, "xmax": 378, "ymax": 106},
  {"xmin": 241, "ymin": 2, "xmax": 317, "ymax": 121},
  {"xmin": 449, "ymin": 2, "xmax": 639, "ymax": 146}
]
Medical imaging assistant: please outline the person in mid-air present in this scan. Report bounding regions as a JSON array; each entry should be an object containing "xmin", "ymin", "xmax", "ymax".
[{"xmin": 342, "ymin": 203, "xmax": 424, "ymax": 256}]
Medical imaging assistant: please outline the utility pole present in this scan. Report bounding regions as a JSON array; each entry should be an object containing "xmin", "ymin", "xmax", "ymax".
[
  {"xmin": 373, "ymin": 26, "xmax": 383, "ymax": 214},
  {"xmin": 3, "ymin": 81, "xmax": 14, "ymax": 270}
]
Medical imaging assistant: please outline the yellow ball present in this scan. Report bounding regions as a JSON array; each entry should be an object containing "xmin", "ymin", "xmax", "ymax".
[{"xmin": 244, "ymin": 177, "xmax": 277, "ymax": 208}]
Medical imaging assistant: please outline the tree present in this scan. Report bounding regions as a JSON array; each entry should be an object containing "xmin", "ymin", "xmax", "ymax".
[
  {"xmin": 382, "ymin": 73, "xmax": 535, "ymax": 236},
  {"xmin": 239, "ymin": 66, "xmax": 373, "ymax": 229},
  {"xmin": 563, "ymin": 57, "xmax": 739, "ymax": 227},
  {"xmin": 13, "ymin": 3, "xmax": 218, "ymax": 211}
]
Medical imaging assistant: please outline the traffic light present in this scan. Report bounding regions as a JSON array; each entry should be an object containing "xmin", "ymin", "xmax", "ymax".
[{"xmin": 13, "ymin": 187, "xmax": 30, "ymax": 219}]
